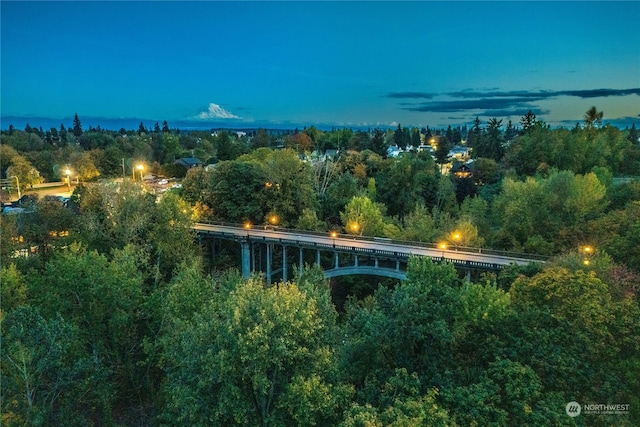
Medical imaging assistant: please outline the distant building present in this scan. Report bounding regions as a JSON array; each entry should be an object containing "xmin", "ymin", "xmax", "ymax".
[
  {"xmin": 175, "ymin": 157, "xmax": 202, "ymax": 169},
  {"xmin": 417, "ymin": 144, "xmax": 434, "ymax": 153},
  {"xmin": 387, "ymin": 145, "xmax": 402, "ymax": 157},
  {"xmin": 322, "ymin": 149, "xmax": 339, "ymax": 160},
  {"xmin": 448, "ymin": 146, "xmax": 471, "ymax": 161},
  {"xmin": 451, "ymin": 162, "xmax": 473, "ymax": 179}
]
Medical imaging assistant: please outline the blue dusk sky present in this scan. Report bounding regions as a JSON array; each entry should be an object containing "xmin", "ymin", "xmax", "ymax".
[{"xmin": 2, "ymin": 1, "xmax": 639, "ymax": 131}]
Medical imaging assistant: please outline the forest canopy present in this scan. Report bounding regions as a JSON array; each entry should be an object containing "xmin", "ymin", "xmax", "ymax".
[{"xmin": 1, "ymin": 111, "xmax": 639, "ymax": 425}]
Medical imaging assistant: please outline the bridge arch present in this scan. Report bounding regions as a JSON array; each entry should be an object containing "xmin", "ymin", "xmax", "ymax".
[{"xmin": 324, "ymin": 266, "xmax": 407, "ymax": 280}]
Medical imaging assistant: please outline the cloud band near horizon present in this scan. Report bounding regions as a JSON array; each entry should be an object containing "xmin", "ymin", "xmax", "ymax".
[{"xmin": 388, "ymin": 87, "xmax": 640, "ymax": 114}]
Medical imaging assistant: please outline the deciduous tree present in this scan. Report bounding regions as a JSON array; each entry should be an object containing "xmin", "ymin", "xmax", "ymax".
[{"xmin": 161, "ymin": 274, "xmax": 348, "ymax": 426}]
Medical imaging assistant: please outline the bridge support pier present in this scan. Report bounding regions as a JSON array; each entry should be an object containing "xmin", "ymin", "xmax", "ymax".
[
  {"xmin": 241, "ymin": 239, "xmax": 251, "ymax": 279},
  {"xmin": 282, "ymin": 245, "xmax": 288, "ymax": 282},
  {"xmin": 266, "ymin": 244, "xmax": 272, "ymax": 284}
]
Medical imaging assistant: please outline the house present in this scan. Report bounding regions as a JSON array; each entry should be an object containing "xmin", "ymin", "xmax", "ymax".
[
  {"xmin": 175, "ymin": 157, "xmax": 202, "ymax": 169},
  {"xmin": 322, "ymin": 149, "xmax": 339, "ymax": 161},
  {"xmin": 448, "ymin": 146, "xmax": 471, "ymax": 161},
  {"xmin": 387, "ymin": 145, "xmax": 402, "ymax": 158},
  {"xmin": 451, "ymin": 162, "xmax": 473, "ymax": 179},
  {"xmin": 417, "ymin": 144, "xmax": 434, "ymax": 153}
]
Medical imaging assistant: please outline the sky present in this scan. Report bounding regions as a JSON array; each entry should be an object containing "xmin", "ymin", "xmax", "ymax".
[{"xmin": 2, "ymin": 1, "xmax": 639, "ymax": 131}]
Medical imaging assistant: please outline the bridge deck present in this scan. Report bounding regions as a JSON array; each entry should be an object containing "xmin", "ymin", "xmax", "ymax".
[{"xmin": 194, "ymin": 223, "xmax": 547, "ymax": 268}]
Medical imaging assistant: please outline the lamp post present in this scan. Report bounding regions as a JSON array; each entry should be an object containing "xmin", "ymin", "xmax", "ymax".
[
  {"xmin": 10, "ymin": 176, "xmax": 20, "ymax": 200},
  {"xmin": 439, "ymin": 242, "xmax": 447, "ymax": 258},
  {"xmin": 581, "ymin": 245, "xmax": 594, "ymax": 266},
  {"xmin": 65, "ymin": 168, "xmax": 72, "ymax": 191},
  {"xmin": 453, "ymin": 231, "xmax": 461, "ymax": 250},
  {"xmin": 137, "ymin": 164, "xmax": 144, "ymax": 181}
]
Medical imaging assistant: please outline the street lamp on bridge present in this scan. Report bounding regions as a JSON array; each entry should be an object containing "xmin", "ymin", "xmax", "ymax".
[
  {"xmin": 439, "ymin": 242, "xmax": 447, "ymax": 258},
  {"xmin": 451, "ymin": 230, "xmax": 462, "ymax": 250}
]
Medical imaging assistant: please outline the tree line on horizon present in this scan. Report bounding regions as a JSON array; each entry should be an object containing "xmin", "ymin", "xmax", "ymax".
[{"xmin": 2, "ymin": 109, "xmax": 639, "ymax": 184}]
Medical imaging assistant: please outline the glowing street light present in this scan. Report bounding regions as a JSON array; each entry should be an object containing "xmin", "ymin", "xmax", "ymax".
[
  {"xmin": 581, "ymin": 245, "xmax": 594, "ymax": 267},
  {"xmin": 137, "ymin": 164, "xmax": 144, "ymax": 181},
  {"xmin": 330, "ymin": 231, "xmax": 338, "ymax": 239},
  {"xmin": 269, "ymin": 215, "xmax": 279, "ymax": 226},
  {"xmin": 439, "ymin": 241, "xmax": 447, "ymax": 257},
  {"xmin": 350, "ymin": 222, "xmax": 360, "ymax": 235},
  {"xmin": 452, "ymin": 231, "xmax": 462, "ymax": 250},
  {"xmin": 244, "ymin": 221, "xmax": 252, "ymax": 229}
]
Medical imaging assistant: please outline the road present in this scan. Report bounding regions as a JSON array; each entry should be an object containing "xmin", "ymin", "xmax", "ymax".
[{"xmin": 193, "ymin": 223, "xmax": 546, "ymax": 267}]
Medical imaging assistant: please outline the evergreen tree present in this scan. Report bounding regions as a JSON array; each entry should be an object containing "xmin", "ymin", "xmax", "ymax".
[
  {"xmin": 403, "ymin": 127, "xmax": 411, "ymax": 147},
  {"xmin": 162, "ymin": 120, "xmax": 170, "ymax": 133},
  {"xmin": 425, "ymin": 126, "xmax": 433, "ymax": 138},
  {"xmin": 584, "ymin": 106, "xmax": 603, "ymax": 129},
  {"xmin": 369, "ymin": 128, "xmax": 388, "ymax": 157},
  {"xmin": 59, "ymin": 124, "xmax": 68, "ymax": 143},
  {"xmin": 475, "ymin": 117, "xmax": 504, "ymax": 162},
  {"xmin": 72, "ymin": 113, "xmax": 83, "ymax": 137},
  {"xmin": 393, "ymin": 124, "xmax": 404, "ymax": 147},
  {"xmin": 467, "ymin": 117, "xmax": 482, "ymax": 149},
  {"xmin": 452, "ymin": 126, "xmax": 462, "ymax": 145},
  {"xmin": 445, "ymin": 125, "xmax": 454, "ymax": 146},
  {"xmin": 504, "ymin": 119, "xmax": 518, "ymax": 142},
  {"xmin": 138, "ymin": 121, "xmax": 147, "ymax": 135},
  {"xmin": 435, "ymin": 136, "xmax": 451, "ymax": 165},
  {"xmin": 460, "ymin": 124, "xmax": 468, "ymax": 140},
  {"xmin": 154, "ymin": 122, "xmax": 161, "ymax": 133},
  {"xmin": 520, "ymin": 110, "xmax": 537, "ymax": 133},
  {"xmin": 627, "ymin": 124, "xmax": 639, "ymax": 145},
  {"xmin": 411, "ymin": 128, "xmax": 421, "ymax": 147}
]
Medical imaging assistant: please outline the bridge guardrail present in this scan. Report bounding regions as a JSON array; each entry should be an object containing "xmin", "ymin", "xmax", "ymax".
[{"xmin": 193, "ymin": 220, "xmax": 551, "ymax": 262}]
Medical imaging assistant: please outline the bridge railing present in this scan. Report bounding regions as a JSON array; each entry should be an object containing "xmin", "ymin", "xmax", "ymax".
[{"xmin": 194, "ymin": 220, "xmax": 551, "ymax": 262}]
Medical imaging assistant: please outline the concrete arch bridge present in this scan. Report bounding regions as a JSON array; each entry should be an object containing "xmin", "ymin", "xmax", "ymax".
[{"xmin": 194, "ymin": 223, "xmax": 547, "ymax": 283}]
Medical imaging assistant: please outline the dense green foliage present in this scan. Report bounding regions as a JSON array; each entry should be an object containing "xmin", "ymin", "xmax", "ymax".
[{"xmin": 1, "ymin": 113, "xmax": 639, "ymax": 425}]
